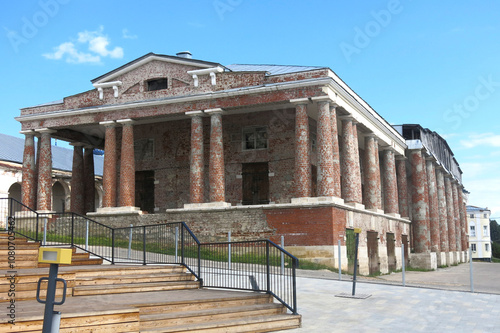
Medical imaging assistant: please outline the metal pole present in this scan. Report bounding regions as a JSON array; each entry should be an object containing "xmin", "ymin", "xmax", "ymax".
[
  {"xmin": 127, "ymin": 224, "xmax": 133, "ymax": 259},
  {"xmin": 469, "ymin": 246, "xmax": 474, "ymax": 293},
  {"xmin": 402, "ymin": 243, "xmax": 406, "ymax": 287},
  {"xmin": 85, "ymin": 220, "xmax": 89, "ymax": 251},
  {"xmin": 352, "ymin": 232, "xmax": 360, "ymax": 296},
  {"xmin": 281, "ymin": 235, "xmax": 285, "ymax": 276},
  {"xmin": 228, "ymin": 231, "xmax": 232, "ymax": 270},
  {"xmin": 338, "ymin": 239, "xmax": 342, "ymax": 281},
  {"xmin": 42, "ymin": 264, "xmax": 59, "ymax": 333},
  {"xmin": 43, "ymin": 219, "xmax": 48, "ymax": 246},
  {"xmin": 175, "ymin": 226, "xmax": 179, "ymax": 262},
  {"xmin": 51, "ymin": 311, "xmax": 61, "ymax": 333},
  {"xmin": 142, "ymin": 226, "xmax": 147, "ymax": 265}
]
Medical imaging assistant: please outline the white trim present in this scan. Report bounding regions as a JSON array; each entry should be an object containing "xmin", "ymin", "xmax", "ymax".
[
  {"xmin": 93, "ymin": 56, "xmax": 214, "ymax": 84},
  {"xmin": 187, "ymin": 66, "xmax": 224, "ymax": 87}
]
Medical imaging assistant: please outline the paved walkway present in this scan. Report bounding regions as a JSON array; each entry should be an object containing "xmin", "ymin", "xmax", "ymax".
[{"xmin": 282, "ymin": 263, "xmax": 500, "ymax": 332}]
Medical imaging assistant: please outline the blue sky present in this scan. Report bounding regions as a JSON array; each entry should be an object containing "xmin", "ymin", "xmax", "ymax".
[{"xmin": 2, "ymin": 0, "xmax": 500, "ymax": 218}]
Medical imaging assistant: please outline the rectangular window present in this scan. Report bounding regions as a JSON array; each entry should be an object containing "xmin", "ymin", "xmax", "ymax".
[
  {"xmin": 242, "ymin": 127, "xmax": 268, "ymax": 150},
  {"xmin": 484, "ymin": 214, "xmax": 488, "ymax": 218},
  {"xmin": 470, "ymin": 225, "xmax": 476, "ymax": 237},
  {"xmin": 485, "ymin": 243, "xmax": 490, "ymax": 252},
  {"xmin": 483, "ymin": 225, "xmax": 489, "ymax": 237},
  {"xmin": 147, "ymin": 78, "xmax": 168, "ymax": 91},
  {"xmin": 471, "ymin": 243, "xmax": 476, "ymax": 252},
  {"xmin": 469, "ymin": 214, "xmax": 474, "ymax": 218}
]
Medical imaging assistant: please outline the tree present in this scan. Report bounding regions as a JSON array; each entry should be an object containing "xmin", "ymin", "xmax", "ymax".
[{"xmin": 490, "ymin": 220, "xmax": 500, "ymax": 243}]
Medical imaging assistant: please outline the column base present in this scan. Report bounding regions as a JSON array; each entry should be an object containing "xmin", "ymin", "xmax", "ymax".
[
  {"xmin": 90, "ymin": 206, "xmax": 143, "ymax": 216},
  {"xmin": 366, "ymin": 208, "xmax": 385, "ymax": 214},
  {"xmin": 183, "ymin": 202, "xmax": 232, "ymax": 210},
  {"xmin": 436, "ymin": 251, "xmax": 447, "ymax": 267},
  {"xmin": 291, "ymin": 196, "xmax": 344, "ymax": 205},
  {"xmin": 345, "ymin": 202, "xmax": 365, "ymax": 210},
  {"xmin": 409, "ymin": 252, "xmax": 437, "ymax": 270}
]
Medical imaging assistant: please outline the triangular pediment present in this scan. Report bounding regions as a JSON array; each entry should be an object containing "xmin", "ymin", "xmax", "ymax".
[{"xmin": 91, "ymin": 52, "xmax": 224, "ymax": 84}]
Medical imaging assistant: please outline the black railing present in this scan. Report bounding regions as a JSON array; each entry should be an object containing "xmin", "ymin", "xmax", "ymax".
[{"xmin": 1, "ymin": 198, "xmax": 297, "ymax": 314}]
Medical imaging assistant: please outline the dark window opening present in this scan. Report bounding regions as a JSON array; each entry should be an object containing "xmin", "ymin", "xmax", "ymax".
[
  {"xmin": 243, "ymin": 127, "xmax": 268, "ymax": 150},
  {"xmin": 147, "ymin": 78, "xmax": 168, "ymax": 91}
]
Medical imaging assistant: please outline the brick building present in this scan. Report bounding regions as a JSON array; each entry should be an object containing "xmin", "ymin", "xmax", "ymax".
[{"xmin": 16, "ymin": 52, "xmax": 468, "ymax": 273}]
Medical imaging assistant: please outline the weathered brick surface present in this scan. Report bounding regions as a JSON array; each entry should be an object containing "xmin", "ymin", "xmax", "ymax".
[
  {"xmin": 396, "ymin": 157, "xmax": 409, "ymax": 217},
  {"xmin": 341, "ymin": 118, "xmax": 362, "ymax": 204},
  {"xmin": 330, "ymin": 106, "xmax": 341, "ymax": 197},
  {"xmin": 209, "ymin": 111, "xmax": 225, "ymax": 202},
  {"xmin": 189, "ymin": 113, "xmax": 204, "ymax": 203},
  {"xmin": 436, "ymin": 168, "xmax": 449, "ymax": 252},
  {"xmin": 409, "ymin": 149, "xmax": 430, "ymax": 253},
  {"xmin": 70, "ymin": 145, "xmax": 84, "ymax": 214},
  {"xmin": 444, "ymin": 176, "xmax": 456, "ymax": 252},
  {"xmin": 363, "ymin": 136, "xmax": 381, "ymax": 210},
  {"xmin": 21, "ymin": 132, "xmax": 36, "ymax": 209},
  {"xmin": 293, "ymin": 103, "xmax": 311, "ymax": 197},
  {"xmin": 119, "ymin": 121, "xmax": 135, "ymax": 207},
  {"xmin": 317, "ymin": 101, "xmax": 335, "ymax": 196},
  {"xmin": 451, "ymin": 182, "xmax": 461, "ymax": 252},
  {"xmin": 458, "ymin": 188, "xmax": 467, "ymax": 250},
  {"xmin": 83, "ymin": 147, "xmax": 96, "ymax": 212},
  {"xmin": 383, "ymin": 149, "xmax": 399, "ymax": 214},
  {"xmin": 37, "ymin": 131, "xmax": 53, "ymax": 211},
  {"xmin": 426, "ymin": 159, "xmax": 440, "ymax": 252},
  {"xmin": 102, "ymin": 123, "xmax": 117, "ymax": 207}
]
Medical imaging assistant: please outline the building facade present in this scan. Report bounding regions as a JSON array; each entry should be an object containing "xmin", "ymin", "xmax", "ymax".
[
  {"xmin": 16, "ymin": 52, "xmax": 468, "ymax": 273},
  {"xmin": 467, "ymin": 206, "xmax": 492, "ymax": 261},
  {"xmin": 0, "ymin": 133, "xmax": 104, "ymax": 228}
]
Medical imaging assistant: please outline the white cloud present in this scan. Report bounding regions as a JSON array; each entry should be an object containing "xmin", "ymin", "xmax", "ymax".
[
  {"xmin": 43, "ymin": 26, "xmax": 123, "ymax": 64},
  {"xmin": 460, "ymin": 133, "xmax": 500, "ymax": 149},
  {"xmin": 122, "ymin": 28, "xmax": 137, "ymax": 39}
]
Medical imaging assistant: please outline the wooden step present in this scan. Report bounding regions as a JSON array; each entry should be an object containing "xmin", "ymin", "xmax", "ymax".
[
  {"xmin": 38, "ymin": 257, "xmax": 104, "ymax": 267},
  {"xmin": 140, "ymin": 303, "xmax": 286, "ymax": 329},
  {"xmin": 75, "ymin": 272, "xmax": 195, "ymax": 286},
  {"xmin": 73, "ymin": 281, "xmax": 200, "ymax": 296},
  {"xmin": 141, "ymin": 314, "xmax": 301, "ymax": 333},
  {"xmin": 73, "ymin": 265, "xmax": 185, "ymax": 277},
  {"xmin": 139, "ymin": 294, "xmax": 273, "ymax": 315}
]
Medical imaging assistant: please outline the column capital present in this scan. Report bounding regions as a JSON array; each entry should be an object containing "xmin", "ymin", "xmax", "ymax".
[
  {"xmin": 290, "ymin": 98, "xmax": 310, "ymax": 105},
  {"xmin": 35, "ymin": 128, "xmax": 56, "ymax": 134},
  {"xmin": 20, "ymin": 130, "xmax": 35, "ymax": 136},
  {"xmin": 99, "ymin": 120, "xmax": 116, "ymax": 127},
  {"xmin": 186, "ymin": 110, "xmax": 204, "ymax": 117},
  {"xmin": 205, "ymin": 108, "xmax": 224, "ymax": 115},
  {"xmin": 310, "ymin": 96, "xmax": 333, "ymax": 104},
  {"xmin": 70, "ymin": 142, "xmax": 85, "ymax": 147},
  {"xmin": 395, "ymin": 154, "xmax": 407, "ymax": 161},
  {"xmin": 117, "ymin": 119, "xmax": 135, "ymax": 126}
]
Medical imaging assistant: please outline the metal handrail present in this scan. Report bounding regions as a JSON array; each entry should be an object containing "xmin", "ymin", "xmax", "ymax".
[{"xmin": 2, "ymin": 198, "xmax": 298, "ymax": 314}]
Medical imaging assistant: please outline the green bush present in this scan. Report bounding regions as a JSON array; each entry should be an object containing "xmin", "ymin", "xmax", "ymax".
[{"xmin": 492, "ymin": 241, "xmax": 500, "ymax": 259}]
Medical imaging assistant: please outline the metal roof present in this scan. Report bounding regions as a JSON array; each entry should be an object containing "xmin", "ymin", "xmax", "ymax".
[
  {"xmin": 467, "ymin": 205, "xmax": 490, "ymax": 212},
  {"xmin": 0, "ymin": 133, "xmax": 103, "ymax": 176},
  {"xmin": 225, "ymin": 64, "xmax": 326, "ymax": 76}
]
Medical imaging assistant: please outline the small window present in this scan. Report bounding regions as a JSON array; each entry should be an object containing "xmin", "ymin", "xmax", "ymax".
[
  {"xmin": 470, "ymin": 214, "xmax": 474, "ymax": 218},
  {"xmin": 471, "ymin": 243, "xmax": 476, "ymax": 252},
  {"xmin": 147, "ymin": 78, "xmax": 168, "ymax": 91},
  {"xmin": 484, "ymin": 214, "xmax": 488, "ymax": 218},
  {"xmin": 243, "ymin": 127, "xmax": 268, "ymax": 150},
  {"xmin": 483, "ymin": 225, "xmax": 489, "ymax": 237},
  {"xmin": 485, "ymin": 243, "xmax": 490, "ymax": 252},
  {"xmin": 470, "ymin": 225, "xmax": 476, "ymax": 237}
]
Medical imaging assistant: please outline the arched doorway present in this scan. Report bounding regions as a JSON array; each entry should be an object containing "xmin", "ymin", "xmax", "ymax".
[
  {"xmin": 8, "ymin": 183, "xmax": 22, "ymax": 203},
  {"xmin": 52, "ymin": 181, "xmax": 66, "ymax": 212}
]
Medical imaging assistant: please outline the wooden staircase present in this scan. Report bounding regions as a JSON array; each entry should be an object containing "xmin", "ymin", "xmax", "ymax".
[
  {"xmin": 1, "ymin": 264, "xmax": 301, "ymax": 332},
  {"xmin": 0, "ymin": 233, "xmax": 103, "ymax": 269}
]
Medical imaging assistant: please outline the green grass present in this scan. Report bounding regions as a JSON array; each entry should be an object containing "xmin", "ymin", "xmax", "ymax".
[{"xmin": 491, "ymin": 257, "xmax": 500, "ymax": 263}]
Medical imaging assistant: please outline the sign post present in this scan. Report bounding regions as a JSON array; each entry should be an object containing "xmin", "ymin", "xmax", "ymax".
[
  {"xmin": 36, "ymin": 248, "xmax": 72, "ymax": 333},
  {"xmin": 352, "ymin": 228, "xmax": 361, "ymax": 296}
]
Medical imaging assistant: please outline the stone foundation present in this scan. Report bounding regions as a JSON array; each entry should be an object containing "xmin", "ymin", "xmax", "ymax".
[{"xmin": 409, "ymin": 252, "xmax": 437, "ymax": 270}]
